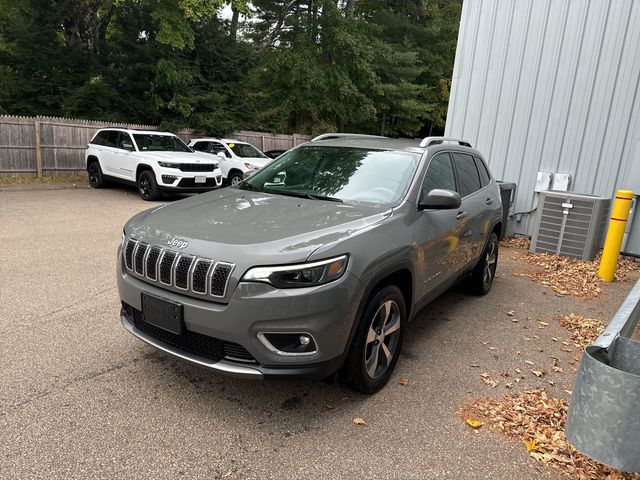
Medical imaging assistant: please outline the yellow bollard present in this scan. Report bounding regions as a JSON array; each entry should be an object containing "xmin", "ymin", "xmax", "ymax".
[{"xmin": 598, "ymin": 190, "xmax": 634, "ymax": 282}]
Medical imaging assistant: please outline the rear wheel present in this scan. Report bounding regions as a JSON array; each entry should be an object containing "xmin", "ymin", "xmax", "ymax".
[
  {"xmin": 340, "ymin": 285, "xmax": 406, "ymax": 394},
  {"xmin": 87, "ymin": 161, "xmax": 104, "ymax": 188},
  {"xmin": 137, "ymin": 170, "xmax": 161, "ymax": 201},
  {"xmin": 469, "ymin": 232, "xmax": 499, "ymax": 295}
]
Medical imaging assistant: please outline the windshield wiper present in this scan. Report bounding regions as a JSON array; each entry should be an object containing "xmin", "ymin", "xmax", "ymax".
[
  {"xmin": 305, "ymin": 193, "xmax": 343, "ymax": 203},
  {"xmin": 261, "ymin": 189, "xmax": 342, "ymax": 202}
]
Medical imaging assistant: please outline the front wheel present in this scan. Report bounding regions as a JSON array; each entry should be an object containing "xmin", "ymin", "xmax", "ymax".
[
  {"xmin": 87, "ymin": 161, "xmax": 105, "ymax": 188},
  {"xmin": 228, "ymin": 172, "xmax": 243, "ymax": 186},
  {"xmin": 137, "ymin": 170, "xmax": 161, "ymax": 201},
  {"xmin": 469, "ymin": 232, "xmax": 499, "ymax": 295},
  {"xmin": 340, "ymin": 286, "xmax": 406, "ymax": 394}
]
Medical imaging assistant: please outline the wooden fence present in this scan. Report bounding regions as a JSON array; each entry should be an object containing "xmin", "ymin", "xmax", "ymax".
[{"xmin": 0, "ymin": 115, "xmax": 311, "ymax": 177}]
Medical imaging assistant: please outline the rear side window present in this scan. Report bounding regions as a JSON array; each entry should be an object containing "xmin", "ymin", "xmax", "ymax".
[
  {"xmin": 421, "ymin": 153, "xmax": 456, "ymax": 197},
  {"xmin": 209, "ymin": 142, "xmax": 228, "ymax": 156},
  {"xmin": 91, "ymin": 131, "xmax": 107, "ymax": 145},
  {"xmin": 452, "ymin": 152, "xmax": 481, "ymax": 196},
  {"xmin": 102, "ymin": 130, "xmax": 120, "ymax": 148},
  {"xmin": 474, "ymin": 156, "xmax": 490, "ymax": 187}
]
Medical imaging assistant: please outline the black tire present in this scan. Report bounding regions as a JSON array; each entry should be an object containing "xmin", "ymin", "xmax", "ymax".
[
  {"xmin": 137, "ymin": 170, "xmax": 161, "ymax": 201},
  {"xmin": 340, "ymin": 285, "xmax": 406, "ymax": 394},
  {"xmin": 469, "ymin": 232, "xmax": 499, "ymax": 295},
  {"xmin": 87, "ymin": 161, "xmax": 105, "ymax": 189},
  {"xmin": 227, "ymin": 171, "xmax": 243, "ymax": 186}
]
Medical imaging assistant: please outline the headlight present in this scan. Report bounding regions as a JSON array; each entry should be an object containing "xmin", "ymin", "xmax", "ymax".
[
  {"xmin": 242, "ymin": 255, "xmax": 348, "ymax": 288},
  {"xmin": 121, "ymin": 229, "xmax": 126, "ymax": 248},
  {"xmin": 243, "ymin": 162, "xmax": 258, "ymax": 170},
  {"xmin": 158, "ymin": 161, "xmax": 180, "ymax": 169}
]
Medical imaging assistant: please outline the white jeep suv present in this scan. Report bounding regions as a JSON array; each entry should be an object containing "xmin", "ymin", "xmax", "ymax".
[
  {"xmin": 187, "ymin": 138, "xmax": 271, "ymax": 186},
  {"xmin": 85, "ymin": 128, "xmax": 223, "ymax": 200}
]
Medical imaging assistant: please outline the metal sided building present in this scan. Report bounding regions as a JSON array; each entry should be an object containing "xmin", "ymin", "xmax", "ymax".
[{"xmin": 444, "ymin": 0, "xmax": 640, "ymax": 237}]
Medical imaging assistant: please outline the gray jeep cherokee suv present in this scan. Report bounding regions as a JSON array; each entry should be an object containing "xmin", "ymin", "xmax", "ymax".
[{"xmin": 118, "ymin": 134, "xmax": 503, "ymax": 393}]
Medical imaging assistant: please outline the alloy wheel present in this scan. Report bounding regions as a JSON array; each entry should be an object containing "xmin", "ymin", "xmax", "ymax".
[
  {"xmin": 88, "ymin": 164, "xmax": 99, "ymax": 187},
  {"xmin": 483, "ymin": 239, "xmax": 497, "ymax": 288},
  {"xmin": 364, "ymin": 300, "xmax": 401, "ymax": 379}
]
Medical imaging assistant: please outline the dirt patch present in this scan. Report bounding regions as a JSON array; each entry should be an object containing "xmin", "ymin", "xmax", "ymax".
[
  {"xmin": 0, "ymin": 175, "xmax": 87, "ymax": 185},
  {"xmin": 557, "ymin": 314, "xmax": 605, "ymax": 350},
  {"xmin": 500, "ymin": 236, "xmax": 531, "ymax": 249},
  {"xmin": 514, "ymin": 252, "xmax": 639, "ymax": 299},
  {"xmin": 460, "ymin": 389, "xmax": 639, "ymax": 479}
]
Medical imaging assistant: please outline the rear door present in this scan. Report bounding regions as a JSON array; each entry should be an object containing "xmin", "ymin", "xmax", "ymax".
[
  {"xmin": 98, "ymin": 130, "xmax": 122, "ymax": 176},
  {"xmin": 451, "ymin": 152, "xmax": 488, "ymax": 264},
  {"xmin": 415, "ymin": 152, "xmax": 462, "ymax": 297}
]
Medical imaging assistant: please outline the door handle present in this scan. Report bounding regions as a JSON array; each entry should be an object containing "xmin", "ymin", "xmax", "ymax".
[
  {"xmin": 456, "ymin": 211, "xmax": 467, "ymax": 220},
  {"xmin": 485, "ymin": 198, "xmax": 494, "ymax": 205}
]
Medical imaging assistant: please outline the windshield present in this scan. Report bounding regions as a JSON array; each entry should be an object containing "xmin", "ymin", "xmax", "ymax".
[
  {"xmin": 133, "ymin": 134, "xmax": 192, "ymax": 153},
  {"xmin": 240, "ymin": 146, "xmax": 420, "ymax": 206},
  {"xmin": 228, "ymin": 142, "xmax": 267, "ymax": 158}
]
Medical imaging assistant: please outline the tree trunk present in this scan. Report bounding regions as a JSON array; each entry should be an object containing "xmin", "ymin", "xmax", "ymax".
[
  {"xmin": 230, "ymin": 8, "xmax": 240, "ymax": 40},
  {"xmin": 345, "ymin": 0, "xmax": 356, "ymax": 17}
]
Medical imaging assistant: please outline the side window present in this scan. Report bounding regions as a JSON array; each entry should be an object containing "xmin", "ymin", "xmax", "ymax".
[
  {"xmin": 452, "ymin": 152, "xmax": 481, "ymax": 196},
  {"xmin": 474, "ymin": 156, "xmax": 490, "ymax": 187},
  {"xmin": 118, "ymin": 132, "xmax": 135, "ymax": 150},
  {"xmin": 91, "ymin": 131, "xmax": 106, "ymax": 145},
  {"xmin": 192, "ymin": 141, "xmax": 209, "ymax": 152},
  {"xmin": 103, "ymin": 130, "xmax": 119, "ymax": 148},
  {"xmin": 209, "ymin": 142, "xmax": 229, "ymax": 157},
  {"xmin": 421, "ymin": 153, "xmax": 456, "ymax": 198}
]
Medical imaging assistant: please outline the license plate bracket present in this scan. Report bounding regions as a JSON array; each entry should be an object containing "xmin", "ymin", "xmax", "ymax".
[
  {"xmin": 194, "ymin": 176, "xmax": 207, "ymax": 184},
  {"xmin": 141, "ymin": 293, "xmax": 184, "ymax": 335}
]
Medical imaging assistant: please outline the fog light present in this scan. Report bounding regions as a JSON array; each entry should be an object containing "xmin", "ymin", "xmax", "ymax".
[
  {"xmin": 161, "ymin": 175, "xmax": 177, "ymax": 184},
  {"xmin": 257, "ymin": 332, "xmax": 317, "ymax": 356}
]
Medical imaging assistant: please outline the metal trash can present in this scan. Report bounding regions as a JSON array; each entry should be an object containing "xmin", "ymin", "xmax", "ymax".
[
  {"xmin": 497, "ymin": 181, "xmax": 517, "ymax": 239},
  {"xmin": 566, "ymin": 279, "xmax": 640, "ymax": 473}
]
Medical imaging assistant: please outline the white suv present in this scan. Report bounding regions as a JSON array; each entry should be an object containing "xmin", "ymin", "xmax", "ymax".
[
  {"xmin": 85, "ymin": 129, "xmax": 223, "ymax": 200},
  {"xmin": 188, "ymin": 138, "xmax": 271, "ymax": 186}
]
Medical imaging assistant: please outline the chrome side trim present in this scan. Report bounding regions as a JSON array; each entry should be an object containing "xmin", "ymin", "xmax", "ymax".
[
  {"xmin": 257, "ymin": 332, "xmax": 318, "ymax": 357},
  {"xmin": 121, "ymin": 313, "xmax": 263, "ymax": 379}
]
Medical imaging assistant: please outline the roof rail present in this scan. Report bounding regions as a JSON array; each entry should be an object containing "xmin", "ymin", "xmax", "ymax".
[
  {"xmin": 420, "ymin": 136, "xmax": 472, "ymax": 148},
  {"xmin": 310, "ymin": 133, "xmax": 387, "ymax": 142}
]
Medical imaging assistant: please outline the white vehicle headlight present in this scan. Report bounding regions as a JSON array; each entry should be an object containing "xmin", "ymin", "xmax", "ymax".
[
  {"xmin": 243, "ymin": 163, "xmax": 258, "ymax": 170},
  {"xmin": 158, "ymin": 161, "xmax": 180, "ymax": 169},
  {"xmin": 242, "ymin": 255, "xmax": 348, "ymax": 288}
]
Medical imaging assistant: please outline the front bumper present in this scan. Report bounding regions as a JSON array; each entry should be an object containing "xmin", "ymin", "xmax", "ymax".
[
  {"xmin": 157, "ymin": 168, "xmax": 223, "ymax": 190},
  {"xmin": 117, "ymin": 255, "xmax": 364, "ymax": 379}
]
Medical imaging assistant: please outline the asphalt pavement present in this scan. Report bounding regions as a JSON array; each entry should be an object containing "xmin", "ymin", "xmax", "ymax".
[{"xmin": 0, "ymin": 184, "xmax": 634, "ymax": 479}]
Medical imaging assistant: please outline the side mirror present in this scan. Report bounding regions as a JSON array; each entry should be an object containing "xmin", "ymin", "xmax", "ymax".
[
  {"xmin": 216, "ymin": 152, "xmax": 226, "ymax": 160},
  {"xmin": 419, "ymin": 189, "xmax": 462, "ymax": 210}
]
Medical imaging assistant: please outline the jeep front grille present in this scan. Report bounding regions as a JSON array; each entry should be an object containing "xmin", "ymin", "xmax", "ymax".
[{"xmin": 124, "ymin": 238, "xmax": 234, "ymax": 298}]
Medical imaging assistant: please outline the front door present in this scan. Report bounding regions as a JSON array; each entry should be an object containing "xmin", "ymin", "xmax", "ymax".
[{"xmin": 415, "ymin": 152, "xmax": 462, "ymax": 298}]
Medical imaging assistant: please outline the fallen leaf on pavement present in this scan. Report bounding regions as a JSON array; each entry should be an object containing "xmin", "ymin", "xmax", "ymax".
[
  {"xmin": 524, "ymin": 438, "xmax": 540, "ymax": 452},
  {"xmin": 525, "ymin": 360, "xmax": 534, "ymax": 366},
  {"xmin": 507, "ymin": 310, "xmax": 515, "ymax": 316},
  {"xmin": 399, "ymin": 378, "xmax": 409, "ymax": 386},
  {"xmin": 465, "ymin": 419, "xmax": 483, "ymax": 429},
  {"xmin": 531, "ymin": 370, "xmax": 545, "ymax": 377},
  {"xmin": 352, "ymin": 417, "xmax": 366, "ymax": 426},
  {"xmin": 558, "ymin": 314, "xmax": 605, "ymax": 350}
]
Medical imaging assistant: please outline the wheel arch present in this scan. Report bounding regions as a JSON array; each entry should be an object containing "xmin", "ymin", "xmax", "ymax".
[
  {"xmin": 86, "ymin": 155, "xmax": 100, "ymax": 170},
  {"xmin": 136, "ymin": 163, "xmax": 155, "ymax": 180}
]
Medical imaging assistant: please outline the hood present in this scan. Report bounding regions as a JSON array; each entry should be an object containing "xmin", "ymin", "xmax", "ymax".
[
  {"xmin": 126, "ymin": 188, "xmax": 390, "ymax": 266},
  {"xmin": 136, "ymin": 151, "xmax": 215, "ymax": 163}
]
